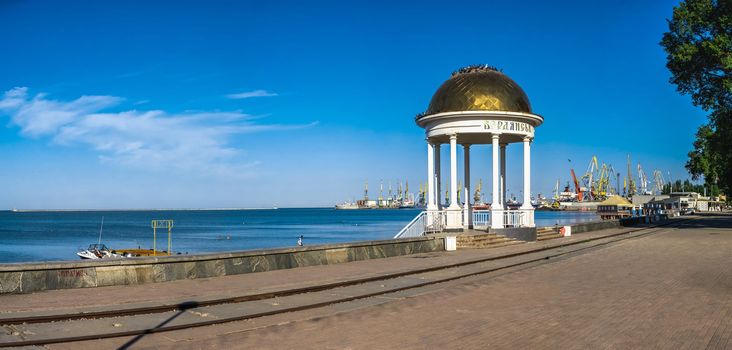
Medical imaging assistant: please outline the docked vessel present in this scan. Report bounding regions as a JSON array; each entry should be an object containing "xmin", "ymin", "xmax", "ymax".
[
  {"xmin": 77, "ymin": 217, "xmax": 118, "ymax": 259},
  {"xmin": 77, "ymin": 243, "xmax": 122, "ymax": 259},
  {"xmin": 506, "ymin": 196, "xmax": 521, "ymax": 210},
  {"xmin": 399, "ymin": 198, "xmax": 416, "ymax": 208},
  {"xmin": 472, "ymin": 202, "xmax": 490, "ymax": 210},
  {"xmin": 531, "ymin": 193, "xmax": 549, "ymax": 207},
  {"xmin": 76, "ymin": 218, "xmax": 175, "ymax": 259},
  {"xmin": 335, "ymin": 201, "xmax": 360, "ymax": 210}
]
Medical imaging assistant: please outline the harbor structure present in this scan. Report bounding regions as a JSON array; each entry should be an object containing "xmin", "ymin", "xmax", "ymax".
[
  {"xmin": 553, "ymin": 155, "xmax": 670, "ymax": 212},
  {"xmin": 596, "ymin": 196, "xmax": 634, "ymax": 220},
  {"xmin": 336, "ymin": 179, "xmax": 420, "ymax": 209},
  {"xmin": 410, "ymin": 65, "xmax": 544, "ymax": 238},
  {"xmin": 643, "ymin": 192, "xmax": 725, "ymax": 215}
]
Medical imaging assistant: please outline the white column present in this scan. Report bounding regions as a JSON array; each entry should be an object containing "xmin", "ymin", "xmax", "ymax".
[
  {"xmin": 435, "ymin": 144, "xmax": 441, "ymax": 209},
  {"xmin": 427, "ymin": 141, "xmax": 436, "ymax": 210},
  {"xmin": 445, "ymin": 134, "xmax": 462, "ymax": 229},
  {"xmin": 521, "ymin": 136, "xmax": 535, "ymax": 228},
  {"xmin": 521, "ymin": 137, "xmax": 532, "ymax": 209},
  {"xmin": 491, "ymin": 134, "xmax": 504, "ymax": 229},
  {"xmin": 463, "ymin": 144, "xmax": 472, "ymax": 228},
  {"xmin": 500, "ymin": 143, "xmax": 507, "ymax": 209},
  {"xmin": 448, "ymin": 134, "xmax": 460, "ymax": 210}
]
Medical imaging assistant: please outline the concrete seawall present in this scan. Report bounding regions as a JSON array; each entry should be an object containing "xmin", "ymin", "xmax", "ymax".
[
  {"xmin": 0, "ymin": 236, "xmax": 445, "ymax": 294},
  {"xmin": 566, "ymin": 214, "xmax": 669, "ymax": 234},
  {"xmin": 0, "ymin": 216, "xmax": 668, "ymax": 294},
  {"xmin": 570, "ymin": 220, "xmax": 621, "ymax": 234}
]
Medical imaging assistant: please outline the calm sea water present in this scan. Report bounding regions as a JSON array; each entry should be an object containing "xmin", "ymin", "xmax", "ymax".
[{"xmin": 0, "ymin": 208, "xmax": 599, "ymax": 263}]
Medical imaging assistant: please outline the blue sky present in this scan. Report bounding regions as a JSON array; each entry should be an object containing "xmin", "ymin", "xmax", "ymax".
[{"xmin": 0, "ymin": 0, "xmax": 707, "ymax": 209}]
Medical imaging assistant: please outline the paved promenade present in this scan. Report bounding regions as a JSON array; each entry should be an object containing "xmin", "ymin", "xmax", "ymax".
[
  {"xmin": 221, "ymin": 214, "xmax": 729, "ymax": 350},
  {"xmin": 3, "ymin": 214, "xmax": 731, "ymax": 349}
]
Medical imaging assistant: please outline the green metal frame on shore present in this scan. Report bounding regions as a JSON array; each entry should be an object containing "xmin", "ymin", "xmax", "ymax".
[{"xmin": 151, "ymin": 220, "xmax": 174, "ymax": 256}]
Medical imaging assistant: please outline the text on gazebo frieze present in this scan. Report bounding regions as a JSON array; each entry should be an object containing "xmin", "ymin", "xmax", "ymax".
[{"xmin": 483, "ymin": 120, "xmax": 534, "ymax": 133}]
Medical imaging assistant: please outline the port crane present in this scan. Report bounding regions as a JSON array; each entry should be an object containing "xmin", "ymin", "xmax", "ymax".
[
  {"xmin": 652, "ymin": 170, "xmax": 665, "ymax": 195},
  {"xmin": 418, "ymin": 183, "xmax": 425, "ymax": 206},
  {"xmin": 637, "ymin": 163, "xmax": 651, "ymax": 195},
  {"xmin": 606, "ymin": 164, "xmax": 620, "ymax": 196},
  {"xmin": 379, "ymin": 179, "xmax": 384, "ymax": 203},
  {"xmin": 579, "ymin": 156, "xmax": 599, "ymax": 201},
  {"xmin": 560, "ymin": 154, "xmax": 669, "ymax": 202},
  {"xmin": 595, "ymin": 163, "xmax": 612, "ymax": 198},
  {"xmin": 457, "ymin": 181, "xmax": 462, "ymax": 204},
  {"xmin": 625, "ymin": 155, "xmax": 637, "ymax": 198},
  {"xmin": 473, "ymin": 179, "xmax": 483, "ymax": 204},
  {"xmin": 570, "ymin": 169, "xmax": 583, "ymax": 202}
]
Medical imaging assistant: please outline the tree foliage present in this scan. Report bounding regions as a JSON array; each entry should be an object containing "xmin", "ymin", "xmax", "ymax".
[
  {"xmin": 661, "ymin": 0, "xmax": 732, "ymax": 196},
  {"xmin": 686, "ymin": 124, "xmax": 719, "ymax": 181},
  {"xmin": 662, "ymin": 179, "xmax": 719, "ymax": 196}
]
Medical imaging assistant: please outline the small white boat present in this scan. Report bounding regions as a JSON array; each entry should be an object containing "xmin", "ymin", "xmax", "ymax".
[
  {"xmin": 77, "ymin": 243, "xmax": 122, "ymax": 259},
  {"xmin": 77, "ymin": 216, "xmax": 123, "ymax": 259}
]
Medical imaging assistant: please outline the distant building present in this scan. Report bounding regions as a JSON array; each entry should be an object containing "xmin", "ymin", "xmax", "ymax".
[
  {"xmin": 631, "ymin": 194, "xmax": 669, "ymax": 207},
  {"xmin": 643, "ymin": 192, "xmax": 724, "ymax": 215},
  {"xmin": 597, "ymin": 196, "xmax": 634, "ymax": 220}
]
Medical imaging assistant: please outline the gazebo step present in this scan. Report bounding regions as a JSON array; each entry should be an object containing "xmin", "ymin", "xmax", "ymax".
[
  {"xmin": 456, "ymin": 233, "xmax": 524, "ymax": 249},
  {"xmin": 456, "ymin": 234, "xmax": 502, "ymax": 242},
  {"xmin": 456, "ymin": 236, "xmax": 507, "ymax": 245},
  {"xmin": 536, "ymin": 226, "xmax": 564, "ymax": 241},
  {"xmin": 459, "ymin": 239, "xmax": 525, "ymax": 249}
]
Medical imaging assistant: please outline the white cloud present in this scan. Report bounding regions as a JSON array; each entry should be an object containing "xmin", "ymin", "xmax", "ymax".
[
  {"xmin": 0, "ymin": 87, "xmax": 313, "ymax": 177},
  {"xmin": 226, "ymin": 89, "xmax": 278, "ymax": 99}
]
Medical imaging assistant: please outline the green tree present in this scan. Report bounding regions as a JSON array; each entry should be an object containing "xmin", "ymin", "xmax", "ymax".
[
  {"xmin": 661, "ymin": 0, "xmax": 732, "ymax": 196},
  {"xmin": 686, "ymin": 124, "xmax": 720, "ymax": 181}
]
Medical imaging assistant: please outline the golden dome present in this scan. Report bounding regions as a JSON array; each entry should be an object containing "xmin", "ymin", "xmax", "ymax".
[{"xmin": 423, "ymin": 66, "xmax": 531, "ymax": 116}]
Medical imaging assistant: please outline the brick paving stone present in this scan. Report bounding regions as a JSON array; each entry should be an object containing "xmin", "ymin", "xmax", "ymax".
[
  {"xmin": 71, "ymin": 213, "xmax": 729, "ymax": 350},
  {"xmin": 8, "ymin": 215, "xmax": 731, "ymax": 349}
]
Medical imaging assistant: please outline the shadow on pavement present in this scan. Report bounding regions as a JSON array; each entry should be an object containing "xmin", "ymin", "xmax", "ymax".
[
  {"xmin": 674, "ymin": 213, "xmax": 732, "ymax": 229},
  {"xmin": 117, "ymin": 301, "xmax": 200, "ymax": 350}
]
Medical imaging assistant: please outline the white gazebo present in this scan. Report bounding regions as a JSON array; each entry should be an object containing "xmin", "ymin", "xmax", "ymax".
[{"xmin": 395, "ymin": 65, "xmax": 543, "ymax": 241}]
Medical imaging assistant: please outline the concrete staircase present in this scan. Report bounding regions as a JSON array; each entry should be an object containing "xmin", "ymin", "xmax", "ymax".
[
  {"xmin": 537, "ymin": 227, "xmax": 564, "ymax": 241},
  {"xmin": 456, "ymin": 233, "xmax": 524, "ymax": 249}
]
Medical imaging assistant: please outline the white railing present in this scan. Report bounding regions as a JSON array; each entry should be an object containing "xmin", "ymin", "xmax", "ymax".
[
  {"xmin": 394, "ymin": 210, "xmax": 446, "ymax": 239},
  {"xmin": 503, "ymin": 210, "xmax": 527, "ymax": 228},
  {"xmin": 425, "ymin": 210, "xmax": 446, "ymax": 233},
  {"xmin": 395, "ymin": 209, "xmax": 531, "ymax": 238},
  {"xmin": 394, "ymin": 211, "xmax": 427, "ymax": 239},
  {"xmin": 472, "ymin": 210, "xmax": 491, "ymax": 229}
]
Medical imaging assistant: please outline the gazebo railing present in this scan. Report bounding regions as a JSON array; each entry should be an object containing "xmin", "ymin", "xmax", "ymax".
[
  {"xmin": 394, "ymin": 210, "xmax": 446, "ymax": 239},
  {"xmin": 503, "ymin": 210, "xmax": 527, "ymax": 228},
  {"xmin": 395, "ymin": 208, "xmax": 530, "ymax": 239},
  {"xmin": 394, "ymin": 211, "xmax": 427, "ymax": 239},
  {"xmin": 425, "ymin": 210, "xmax": 447, "ymax": 233},
  {"xmin": 472, "ymin": 210, "xmax": 491, "ymax": 229}
]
